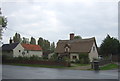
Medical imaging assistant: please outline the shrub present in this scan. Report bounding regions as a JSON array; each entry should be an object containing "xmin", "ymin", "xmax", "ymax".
[
  {"xmin": 79, "ymin": 53, "xmax": 90, "ymax": 64},
  {"xmin": 62, "ymin": 56, "xmax": 70, "ymax": 62},
  {"xmin": 75, "ymin": 59, "xmax": 80, "ymax": 63},
  {"xmin": 2, "ymin": 55, "xmax": 13, "ymax": 61},
  {"xmin": 30, "ymin": 55, "xmax": 40, "ymax": 60}
]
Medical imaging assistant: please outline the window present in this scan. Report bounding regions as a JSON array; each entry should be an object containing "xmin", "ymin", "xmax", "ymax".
[
  {"xmin": 65, "ymin": 47, "xmax": 69, "ymax": 52},
  {"xmin": 27, "ymin": 50, "xmax": 29, "ymax": 53},
  {"xmin": 93, "ymin": 46, "xmax": 95, "ymax": 51},
  {"xmin": 19, "ymin": 50, "xmax": 21, "ymax": 52},
  {"xmin": 72, "ymin": 56, "xmax": 77, "ymax": 59}
]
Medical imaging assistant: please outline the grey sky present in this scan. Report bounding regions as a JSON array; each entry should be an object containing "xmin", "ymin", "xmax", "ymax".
[{"xmin": 1, "ymin": 0, "xmax": 118, "ymax": 46}]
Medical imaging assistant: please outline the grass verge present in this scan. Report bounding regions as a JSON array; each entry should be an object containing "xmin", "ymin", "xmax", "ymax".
[
  {"xmin": 3, "ymin": 63, "xmax": 66, "ymax": 69},
  {"xmin": 100, "ymin": 63, "xmax": 118, "ymax": 70}
]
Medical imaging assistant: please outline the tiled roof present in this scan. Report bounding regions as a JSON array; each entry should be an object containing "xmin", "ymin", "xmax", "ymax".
[
  {"xmin": 21, "ymin": 44, "xmax": 42, "ymax": 51},
  {"xmin": 2, "ymin": 43, "xmax": 19, "ymax": 51},
  {"xmin": 55, "ymin": 37, "xmax": 96, "ymax": 53}
]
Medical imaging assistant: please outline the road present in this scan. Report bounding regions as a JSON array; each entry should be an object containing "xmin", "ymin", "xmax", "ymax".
[{"xmin": 2, "ymin": 65, "xmax": 118, "ymax": 79}]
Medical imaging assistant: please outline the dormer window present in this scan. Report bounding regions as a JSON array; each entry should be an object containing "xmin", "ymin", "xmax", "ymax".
[
  {"xmin": 65, "ymin": 47, "xmax": 70, "ymax": 52},
  {"xmin": 64, "ymin": 44, "xmax": 70, "ymax": 53},
  {"xmin": 93, "ymin": 46, "xmax": 95, "ymax": 51}
]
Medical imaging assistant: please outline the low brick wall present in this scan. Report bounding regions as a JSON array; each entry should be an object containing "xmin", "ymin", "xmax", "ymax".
[
  {"xmin": 3, "ymin": 60, "xmax": 71, "ymax": 67},
  {"xmin": 99, "ymin": 60, "xmax": 111, "ymax": 66}
]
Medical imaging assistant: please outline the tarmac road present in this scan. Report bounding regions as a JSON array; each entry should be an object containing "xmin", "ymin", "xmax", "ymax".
[{"xmin": 2, "ymin": 65, "xmax": 118, "ymax": 79}]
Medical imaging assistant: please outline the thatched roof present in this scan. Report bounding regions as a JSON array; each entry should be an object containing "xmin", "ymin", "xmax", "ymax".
[{"xmin": 55, "ymin": 37, "xmax": 96, "ymax": 53}]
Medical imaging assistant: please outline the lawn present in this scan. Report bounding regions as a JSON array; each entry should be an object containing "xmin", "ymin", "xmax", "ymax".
[{"xmin": 100, "ymin": 63, "xmax": 118, "ymax": 70}]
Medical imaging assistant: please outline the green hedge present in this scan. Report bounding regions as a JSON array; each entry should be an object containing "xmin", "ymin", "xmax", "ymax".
[{"xmin": 78, "ymin": 53, "xmax": 90, "ymax": 64}]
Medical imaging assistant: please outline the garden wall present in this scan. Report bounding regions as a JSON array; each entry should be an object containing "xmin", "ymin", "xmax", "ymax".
[
  {"xmin": 3, "ymin": 60, "xmax": 71, "ymax": 67},
  {"xmin": 99, "ymin": 60, "xmax": 111, "ymax": 66}
]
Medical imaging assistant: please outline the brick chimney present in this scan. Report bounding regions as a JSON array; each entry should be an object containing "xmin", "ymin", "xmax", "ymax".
[
  {"xmin": 70, "ymin": 33, "xmax": 74, "ymax": 40},
  {"xmin": 9, "ymin": 37, "xmax": 13, "ymax": 44}
]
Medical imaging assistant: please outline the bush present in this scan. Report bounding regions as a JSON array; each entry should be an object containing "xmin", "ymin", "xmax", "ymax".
[
  {"xmin": 2, "ymin": 55, "xmax": 13, "ymax": 61},
  {"xmin": 79, "ymin": 53, "xmax": 90, "ymax": 64},
  {"xmin": 30, "ymin": 55, "xmax": 41, "ymax": 60},
  {"xmin": 12, "ymin": 55, "xmax": 42, "ymax": 61},
  {"xmin": 62, "ymin": 56, "xmax": 70, "ymax": 62},
  {"xmin": 49, "ymin": 53, "xmax": 58, "ymax": 61},
  {"xmin": 75, "ymin": 59, "xmax": 80, "ymax": 63}
]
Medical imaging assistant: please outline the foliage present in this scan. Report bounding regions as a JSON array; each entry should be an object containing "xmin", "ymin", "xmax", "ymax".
[
  {"xmin": 0, "ymin": 16, "xmax": 7, "ymax": 27},
  {"xmin": 38, "ymin": 37, "xmax": 44, "ymax": 47},
  {"xmin": 2, "ymin": 55, "xmax": 13, "ymax": 61},
  {"xmin": 13, "ymin": 56, "xmax": 29, "ymax": 60},
  {"xmin": 74, "ymin": 35, "xmax": 82, "ymax": 39},
  {"xmin": 99, "ymin": 34, "xmax": 120, "ymax": 56},
  {"xmin": 75, "ymin": 59, "xmax": 80, "ymax": 63},
  {"xmin": 13, "ymin": 33, "xmax": 21, "ymax": 43},
  {"xmin": 22, "ymin": 37, "xmax": 29, "ymax": 44},
  {"xmin": 62, "ymin": 56, "xmax": 70, "ymax": 62},
  {"xmin": 29, "ymin": 55, "xmax": 42, "ymax": 60},
  {"xmin": 3, "ymin": 55, "xmax": 43, "ymax": 61},
  {"xmin": 50, "ymin": 42, "xmax": 55, "ymax": 53},
  {"xmin": 0, "ymin": 8, "xmax": 7, "ymax": 41},
  {"xmin": 79, "ymin": 53, "xmax": 89, "ymax": 64},
  {"xmin": 43, "ymin": 39, "xmax": 50, "ymax": 52},
  {"xmin": 30, "ymin": 37, "xmax": 36, "ymax": 45},
  {"xmin": 50, "ymin": 53, "xmax": 58, "ymax": 61},
  {"xmin": 38, "ymin": 37, "xmax": 51, "ymax": 53}
]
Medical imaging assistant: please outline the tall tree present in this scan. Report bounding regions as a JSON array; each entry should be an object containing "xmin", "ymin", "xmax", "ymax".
[
  {"xmin": 30, "ymin": 37, "xmax": 36, "ymax": 45},
  {"xmin": 22, "ymin": 37, "xmax": 29, "ymax": 44},
  {"xmin": 50, "ymin": 42, "xmax": 55, "ymax": 52},
  {"xmin": 42, "ymin": 39, "xmax": 50, "ymax": 51},
  {"xmin": 13, "ymin": 33, "xmax": 21, "ymax": 43},
  {"xmin": 0, "ymin": 8, "xmax": 7, "ymax": 41},
  {"xmin": 38, "ymin": 37, "xmax": 43, "ymax": 47},
  {"xmin": 99, "ymin": 34, "xmax": 120, "ymax": 56}
]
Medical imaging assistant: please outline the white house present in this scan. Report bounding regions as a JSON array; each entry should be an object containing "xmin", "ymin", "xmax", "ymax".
[
  {"xmin": 55, "ymin": 33, "xmax": 99, "ymax": 62},
  {"xmin": 2, "ymin": 43, "xmax": 43, "ymax": 57}
]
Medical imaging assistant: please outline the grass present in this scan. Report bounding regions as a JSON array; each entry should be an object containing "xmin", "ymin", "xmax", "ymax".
[
  {"xmin": 100, "ymin": 63, "xmax": 118, "ymax": 70},
  {"xmin": 75, "ymin": 63, "xmax": 90, "ymax": 66},
  {"xmin": 3, "ymin": 63, "xmax": 118, "ymax": 70},
  {"xmin": 3, "ymin": 63, "xmax": 66, "ymax": 69}
]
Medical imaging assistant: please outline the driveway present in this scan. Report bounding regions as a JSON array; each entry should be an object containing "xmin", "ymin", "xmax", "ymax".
[{"xmin": 2, "ymin": 65, "xmax": 118, "ymax": 79}]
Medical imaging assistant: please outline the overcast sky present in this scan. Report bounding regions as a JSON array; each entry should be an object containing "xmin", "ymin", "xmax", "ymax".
[{"xmin": 1, "ymin": 0, "xmax": 118, "ymax": 46}]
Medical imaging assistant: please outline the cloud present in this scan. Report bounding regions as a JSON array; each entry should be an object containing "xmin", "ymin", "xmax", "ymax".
[{"xmin": 2, "ymin": 1, "xmax": 118, "ymax": 46}]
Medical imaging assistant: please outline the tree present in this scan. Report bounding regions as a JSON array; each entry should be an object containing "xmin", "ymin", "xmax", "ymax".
[
  {"xmin": 0, "ymin": 8, "xmax": 7, "ymax": 41},
  {"xmin": 0, "ymin": 16, "xmax": 7, "ymax": 27},
  {"xmin": 50, "ymin": 42, "xmax": 55, "ymax": 53},
  {"xmin": 74, "ymin": 35, "xmax": 82, "ymax": 39},
  {"xmin": 99, "ymin": 34, "xmax": 120, "ymax": 56},
  {"xmin": 43, "ymin": 39, "xmax": 50, "ymax": 52},
  {"xmin": 38, "ymin": 37, "xmax": 43, "ymax": 47},
  {"xmin": 38, "ymin": 37, "xmax": 51, "ymax": 53},
  {"xmin": 22, "ymin": 37, "xmax": 29, "ymax": 44},
  {"xmin": 30, "ymin": 37, "xmax": 36, "ymax": 45},
  {"xmin": 13, "ymin": 33, "xmax": 21, "ymax": 43}
]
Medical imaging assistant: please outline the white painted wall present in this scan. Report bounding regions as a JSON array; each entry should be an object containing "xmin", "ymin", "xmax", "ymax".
[
  {"xmin": 88, "ymin": 42, "xmax": 98, "ymax": 62},
  {"xmin": 13, "ymin": 43, "xmax": 24, "ymax": 57},
  {"xmin": 70, "ymin": 53, "xmax": 79, "ymax": 61},
  {"xmin": 13, "ymin": 43, "xmax": 43, "ymax": 57},
  {"xmin": 28, "ymin": 51, "xmax": 42, "ymax": 57}
]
